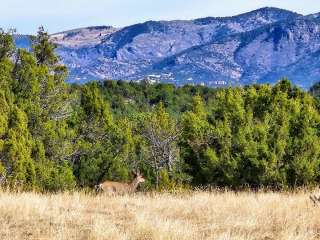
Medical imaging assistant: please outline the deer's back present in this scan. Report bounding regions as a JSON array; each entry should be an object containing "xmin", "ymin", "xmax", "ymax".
[{"xmin": 100, "ymin": 181, "xmax": 130, "ymax": 194}]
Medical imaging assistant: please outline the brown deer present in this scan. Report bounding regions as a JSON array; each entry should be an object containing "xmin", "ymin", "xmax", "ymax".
[{"xmin": 95, "ymin": 171, "xmax": 145, "ymax": 195}]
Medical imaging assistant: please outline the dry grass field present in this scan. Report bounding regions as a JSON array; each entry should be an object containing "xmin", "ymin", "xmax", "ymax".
[{"xmin": 0, "ymin": 190, "xmax": 320, "ymax": 240}]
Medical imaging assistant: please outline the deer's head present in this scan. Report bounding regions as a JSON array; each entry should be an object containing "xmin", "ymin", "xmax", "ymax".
[{"xmin": 133, "ymin": 171, "xmax": 145, "ymax": 183}]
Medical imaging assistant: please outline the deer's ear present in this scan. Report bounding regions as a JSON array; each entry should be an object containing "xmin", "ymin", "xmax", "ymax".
[{"xmin": 132, "ymin": 171, "xmax": 137, "ymax": 177}]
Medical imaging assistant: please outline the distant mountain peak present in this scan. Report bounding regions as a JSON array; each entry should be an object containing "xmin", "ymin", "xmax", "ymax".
[
  {"xmin": 194, "ymin": 7, "xmax": 300, "ymax": 26},
  {"xmin": 250, "ymin": 6, "xmax": 297, "ymax": 13},
  {"xmin": 233, "ymin": 7, "xmax": 301, "ymax": 21},
  {"xmin": 14, "ymin": 8, "xmax": 320, "ymax": 89}
]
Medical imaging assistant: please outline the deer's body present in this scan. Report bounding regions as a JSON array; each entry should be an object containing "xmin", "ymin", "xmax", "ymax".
[{"xmin": 96, "ymin": 172, "xmax": 145, "ymax": 195}]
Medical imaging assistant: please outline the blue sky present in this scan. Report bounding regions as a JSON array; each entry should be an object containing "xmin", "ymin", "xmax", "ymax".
[{"xmin": 2, "ymin": 0, "xmax": 320, "ymax": 34}]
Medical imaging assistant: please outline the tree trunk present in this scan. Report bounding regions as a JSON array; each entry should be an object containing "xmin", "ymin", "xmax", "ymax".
[{"xmin": 155, "ymin": 169, "xmax": 159, "ymax": 190}]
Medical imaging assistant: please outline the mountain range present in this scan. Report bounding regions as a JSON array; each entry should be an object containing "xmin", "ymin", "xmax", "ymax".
[{"xmin": 14, "ymin": 7, "xmax": 320, "ymax": 89}]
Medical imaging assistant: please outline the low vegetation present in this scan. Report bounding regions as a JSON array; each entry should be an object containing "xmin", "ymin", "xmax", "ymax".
[{"xmin": 0, "ymin": 190, "xmax": 320, "ymax": 240}]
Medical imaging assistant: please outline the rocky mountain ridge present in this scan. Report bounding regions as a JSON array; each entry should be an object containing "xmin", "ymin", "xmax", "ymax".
[{"xmin": 14, "ymin": 7, "xmax": 320, "ymax": 88}]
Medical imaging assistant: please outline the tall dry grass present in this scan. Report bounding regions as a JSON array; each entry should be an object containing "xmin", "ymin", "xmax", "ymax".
[{"xmin": 0, "ymin": 190, "xmax": 319, "ymax": 240}]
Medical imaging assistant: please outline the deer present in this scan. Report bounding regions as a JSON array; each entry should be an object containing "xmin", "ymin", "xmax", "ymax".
[{"xmin": 95, "ymin": 171, "xmax": 145, "ymax": 195}]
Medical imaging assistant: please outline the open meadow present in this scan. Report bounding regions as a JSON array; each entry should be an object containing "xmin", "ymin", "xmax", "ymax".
[{"xmin": 0, "ymin": 190, "xmax": 320, "ymax": 240}]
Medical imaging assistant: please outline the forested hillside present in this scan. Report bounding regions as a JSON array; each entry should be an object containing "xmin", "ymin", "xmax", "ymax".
[{"xmin": 1, "ymin": 28, "xmax": 320, "ymax": 191}]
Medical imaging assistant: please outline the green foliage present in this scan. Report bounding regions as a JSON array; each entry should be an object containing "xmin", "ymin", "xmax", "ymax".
[
  {"xmin": 180, "ymin": 81, "xmax": 320, "ymax": 189},
  {"xmin": 31, "ymin": 26, "xmax": 58, "ymax": 66},
  {"xmin": 36, "ymin": 160, "xmax": 75, "ymax": 192},
  {"xmin": 0, "ymin": 29, "xmax": 76, "ymax": 191},
  {"xmin": 4, "ymin": 107, "xmax": 36, "ymax": 188},
  {"xmin": 0, "ymin": 29, "xmax": 320, "ymax": 191},
  {"xmin": 0, "ymin": 29, "xmax": 15, "ymax": 60}
]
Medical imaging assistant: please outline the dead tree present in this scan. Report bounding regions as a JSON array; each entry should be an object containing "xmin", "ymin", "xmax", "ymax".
[{"xmin": 141, "ymin": 115, "xmax": 181, "ymax": 188}]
